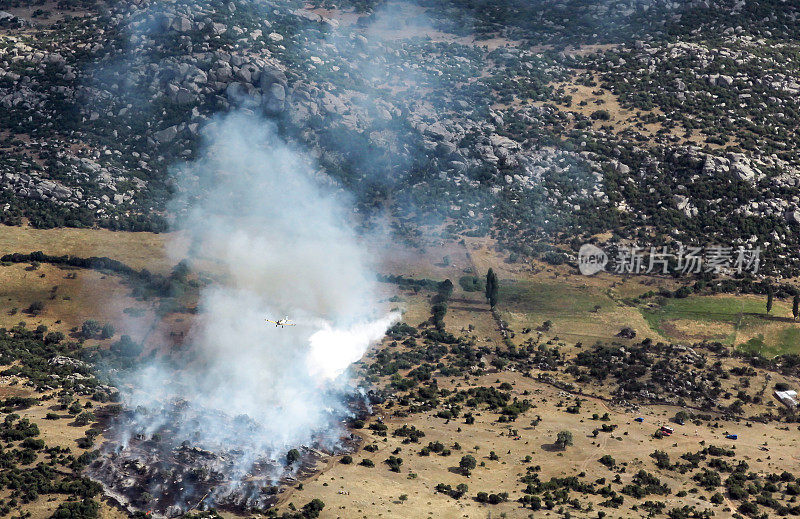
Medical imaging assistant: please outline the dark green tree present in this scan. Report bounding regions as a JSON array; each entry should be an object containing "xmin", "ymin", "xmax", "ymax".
[
  {"xmin": 45, "ymin": 331, "xmax": 65, "ymax": 344},
  {"xmin": 286, "ymin": 448, "xmax": 301, "ymax": 465},
  {"xmin": 81, "ymin": 320, "xmax": 101, "ymax": 339},
  {"xmin": 485, "ymin": 269, "xmax": 498, "ymax": 308},
  {"xmin": 51, "ymin": 498, "xmax": 99, "ymax": 519},
  {"xmin": 431, "ymin": 279, "xmax": 454, "ymax": 330},
  {"xmin": 68, "ymin": 400, "xmax": 83, "ymax": 415},
  {"xmin": 385, "ymin": 455, "xmax": 403, "ymax": 472},
  {"xmin": 74, "ymin": 411, "xmax": 96, "ymax": 427},
  {"xmin": 110, "ymin": 335, "xmax": 143, "ymax": 357},
  {"xmin": 766, "ymin": 286, "xmax": 774, "ymax": 314},
  {"xmin": 793, "ymin": 294, "xmax": 799, "ymax": 321},
  {"xmin": 27, "ymin": 301, "xmax": 44, "ymax": 315},
  {"xmin": 301, "ymin": 498, "xmax": 325, "ymax": 518},
  {"xmin": 437, "ymin": 279, "xmax": 454, "ymax": 300},
  {"xmin": 59, "ymin": 393, "xmax": 74, "ymax": 410},
  {"xmin": 100, "ymin": 323, "xmax": 115, "ymax": 339},
  {"xmin": 459, "ymin": 454, "xmax": 477, "ymax": 475},
  {"xmin": 555, "ymin": 430, "xmax": 574, "ymax": 450}
]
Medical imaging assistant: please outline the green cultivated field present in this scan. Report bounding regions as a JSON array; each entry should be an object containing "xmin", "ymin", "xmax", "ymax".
[
  {"xmin": 498, "ymin": 278, "xmax": 800, "ymax": 357},
  {"xmin": 497, "ymin": 279, "xmax": 656, "ymax": 343},
  {"xmin": 642, "ymin": 294, "xmax": 800, "ymax": 357},
  {"xmin": 499, "ymin": 280, "xmax": 611, "ymax": 316},
  {"xmin": 738, "ymin": 327, "xmax": 800, "ymax": 358}
]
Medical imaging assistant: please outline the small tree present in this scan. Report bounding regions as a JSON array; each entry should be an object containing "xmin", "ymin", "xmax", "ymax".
[
  {"xmin": 286, "ymin": 448, "xmax": 301, "ymax": 465},
  {"xmin": 111, "ymin": 335, "xmax": 143, "ymax": 357},
  {"xmin": 385, "ymin": 455, "xmax": 403, "ymax": 472},
  {"xmin": 301, "ymin": 499, "xmax": 325, "ymax": 519},
  {"xmin": 59, "ymin": 393, "xmax": 74, "ymax": 410},
  {"xmin": 555, "ymin": 430, "xmax": 574, "ymax": 450},
  {"xmin": 81, "ymin": 320, "xmax": 101, "ymax": 339},
  {"xmin": 67, "ymin": 400, "xmax": 82, "ymax": 415},
  {"xmin": 74, "ymin": 411, "xmax": 96, "ymax": 426},
  {"xmin": 101, "ymin": 323, "xmax": 115, "ymax": 339},
  {"xmin": 459, "ymin": 454, "xmax": 477, "ymax": 475},
  {"xmin": 437, "ymin": 279, "xmax": 454, "ymax": 300},
  {"xmin": 485, "ymin": 268, "xmax": 499, "ymax": 308},
  {"xmin": 45, "ymin": 331, "xmax": 65, "ymax": 345},
  {"xmin": 793, "ymin": 295, "xmax": 799, "ymax": 321},
  {"xmin": 27, "ymin": 301, "xmax": 44, "ymax": 316},
  {"xmin": 766, "ymin": 286, "xmax": 774, "ymax": 314}
]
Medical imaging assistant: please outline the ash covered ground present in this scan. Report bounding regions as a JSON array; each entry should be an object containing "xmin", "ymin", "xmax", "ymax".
[{"xmin": 89, "ymin": 394, "xmax": 372, "ymax": 516}]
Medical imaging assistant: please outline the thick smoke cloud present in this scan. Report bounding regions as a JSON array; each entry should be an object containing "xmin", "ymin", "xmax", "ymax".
[
  {"xmin": 105, "ymin": 109, "xmax": 397, "ymax": 505},
  {"xmin": 168, "ymin": 109, "xmax": 380, "ymax": 324}
]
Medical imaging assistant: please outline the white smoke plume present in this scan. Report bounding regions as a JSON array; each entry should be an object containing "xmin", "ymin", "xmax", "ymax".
[{"xmin": 106, "ymin": 108, "xmax": 398, "ymax": 499}]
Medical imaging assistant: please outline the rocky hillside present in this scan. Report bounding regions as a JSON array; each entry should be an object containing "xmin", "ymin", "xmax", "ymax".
[{"xmin": 1, "ymin": 0, "xmax": 800, "ymax": 276}]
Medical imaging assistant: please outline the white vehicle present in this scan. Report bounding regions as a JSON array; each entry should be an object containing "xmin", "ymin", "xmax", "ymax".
[{"xmin": 265, "ymin": 316, "xmax": 296, "ymax": 327}]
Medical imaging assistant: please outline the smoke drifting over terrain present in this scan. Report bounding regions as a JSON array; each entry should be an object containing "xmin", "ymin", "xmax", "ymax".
[
  {"xmin": 155, "ymin": 108, "xmax": 396, "ymax": 432},
  {"xmin": 94, "ymin": 110, "xmax": 397, "ymax": 511}
]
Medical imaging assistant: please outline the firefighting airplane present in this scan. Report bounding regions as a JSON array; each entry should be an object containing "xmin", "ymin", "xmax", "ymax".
[{"xmin": 265, "ymin": 316, "xmax": 296, "ymax": 327}]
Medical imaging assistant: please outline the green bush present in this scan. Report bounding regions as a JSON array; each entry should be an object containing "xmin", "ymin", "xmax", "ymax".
[{"xmin": 458, "ymin": 276, "xmax": 484, "ymax": 292}]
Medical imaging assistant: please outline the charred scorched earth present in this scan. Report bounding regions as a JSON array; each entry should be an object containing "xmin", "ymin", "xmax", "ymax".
[{"xmin": 89, "ymin": 397, "xmax": 368, "ymax": 515}]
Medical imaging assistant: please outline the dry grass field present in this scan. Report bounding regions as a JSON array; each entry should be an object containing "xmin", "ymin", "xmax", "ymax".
[
  {"xmin": 0, "ymin": 225, "xmax": 175, "ymax": 273},
  {"xmin": 290, "ymin": 386, "xmax": 800, "ymax": 518},
  {"xmin": 286, "ymin": 284, "xmax": 800, "ymax": 518},
  {"xmin": 1, "ymin": 225, "xmax": 800, "ymax": 519},
  {"xmin": 0, "ymin": 262, "xmax": 156, "ymax": 343}
]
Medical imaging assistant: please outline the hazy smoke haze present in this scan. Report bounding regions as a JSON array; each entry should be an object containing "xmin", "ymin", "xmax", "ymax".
[{"xmin": 113, "ymin": 109, "xmax": 397, "ymax": 478}]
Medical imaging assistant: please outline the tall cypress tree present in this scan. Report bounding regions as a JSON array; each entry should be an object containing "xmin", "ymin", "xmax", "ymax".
[
  {"xmin": 766, "ymin": 286, "xmax": 774, "ymax": 314},
  {"xmin": 793, "ymin": 294, "xmax": 799, "ymax": 321},
  {"xmin": 485, "ymin": 268, "xmax": 498, "ymax": 309}
]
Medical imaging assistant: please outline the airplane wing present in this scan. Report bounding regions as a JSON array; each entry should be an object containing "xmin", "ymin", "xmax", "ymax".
[{"xmin": 265, "ymin": 319, "xmax": 278, "ymax": 325}]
